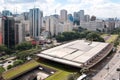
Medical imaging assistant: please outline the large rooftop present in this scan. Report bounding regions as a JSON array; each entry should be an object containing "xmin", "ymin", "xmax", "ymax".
[{"xmin": 37, "ymin": 40, "xmax": 111, "ymax": 68}]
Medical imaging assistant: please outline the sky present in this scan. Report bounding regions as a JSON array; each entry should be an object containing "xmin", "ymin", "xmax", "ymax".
[{"xmin": 0, "ymin": 0, "xmax": 120, "ymax": 18}]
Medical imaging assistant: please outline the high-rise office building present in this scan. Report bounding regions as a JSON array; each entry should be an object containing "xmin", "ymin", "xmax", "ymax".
[
  {"xmin": 2, "ymin": 10, "xmax": 12, "ymax": 16},
  {"xmin": 79, "ymin": 10, "xmax": 85, "ymax": 22},
  {"xmin": 21, "ymin": 12, "xmax": 29, "ymax": 20},
  {"xmin": 60, "ymin": 9, "xmax": 67, "ymax": 22},
  {"xmin": 68, "ymin": 14, "xmax": 73, "ymax": 22},
  {"xmin": 29, "ymin": 8, "xmax": 43, "ymax": 40},
  {"xmin": 2, "ymin": 16, "xmax": 16, "ymax": 48},
  {"xmin": 91, "ymin": 15, "xmax": 96, "ymax": 21},
  {"xmin": 84, "ymin": 15, "xmax": 90, "ymax": 22},
  {"xmin": 0, "ymin": 17, "xmax": 2, "ymax": 45},
  {"xmin": 73, "ymin": 12, "xmax": 80, "ymax": 25}
]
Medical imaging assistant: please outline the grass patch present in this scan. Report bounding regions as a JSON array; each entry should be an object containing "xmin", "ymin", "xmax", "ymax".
[
  {"xmin": 2, "ymin": 59, "xmax": 79, "ymax": 80},
  {"xmin": 2, "ymin": 60, "xmax": 40, "ymax": 80},
  {"xmin": 106, "ymin": 35, "xmax": 118, "ymax": 43},
  {"xmin": 101, "ymin": 34, "xmax": 118, "ymax": 43},
  {"xmin": 46, "ymin": 71, "xmax": 71, "ymax": 80},
  {"xmin": 101, "ymin": 34, "xmax": 110, "ymax": 37},
  {"xmin": 37, "ymin": 59, "xmax": 79, "ymax": 80}
]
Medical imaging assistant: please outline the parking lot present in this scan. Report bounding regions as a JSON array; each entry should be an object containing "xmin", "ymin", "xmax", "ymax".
[{"xmin": 0, "ymin": 57, "xmax": 16, "ymax": 70}]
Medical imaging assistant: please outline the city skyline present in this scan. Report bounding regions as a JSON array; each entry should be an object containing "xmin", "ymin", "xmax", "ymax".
[{"xmin": 0, "ymin": 0, "xmax": 120, "ymax": 18}]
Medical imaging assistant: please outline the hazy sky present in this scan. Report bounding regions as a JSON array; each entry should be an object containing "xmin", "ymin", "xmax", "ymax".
[{"xmin": 0, "ymin": 0, "xmax": 120, "ymax": 18}]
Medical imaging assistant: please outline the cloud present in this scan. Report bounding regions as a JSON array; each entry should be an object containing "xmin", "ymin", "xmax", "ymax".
[
  {"xmin": 0, "ymin": 0, "xmax": 120, "ymax": 18},
  {"xmin": 4, "ymin": 0, "xmax": 46, "ymax": 4}
]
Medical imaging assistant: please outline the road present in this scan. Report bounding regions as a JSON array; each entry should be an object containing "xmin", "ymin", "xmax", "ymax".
[{"xmin": 92, "ymin": 46, "xmax": 120, "ymax": 80}]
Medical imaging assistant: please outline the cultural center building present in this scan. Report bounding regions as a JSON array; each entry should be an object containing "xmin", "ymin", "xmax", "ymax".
[{"xmin": 37, "ymin": 40, "xmax": 113, "ymax": 69}]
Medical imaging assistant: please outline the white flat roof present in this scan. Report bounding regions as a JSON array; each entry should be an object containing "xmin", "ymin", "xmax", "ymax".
[{"xmin": 37, "ymin": 40, "xmax": 109, "ymax": 68}]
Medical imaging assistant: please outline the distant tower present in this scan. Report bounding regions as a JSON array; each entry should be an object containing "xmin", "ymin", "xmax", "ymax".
[
  {"xmin": 68, "ymin": 14, "xmax": 73, "ymax": 22},
  {"xmin": 60, "ymin": 9, "xmax": 67, "ymax": 22},
  {"xmin": 91, "ymin": 15, "xmax": 96, "ymax": 21},
  {"xmin": 79, "ymin": 10, "xmax": 85, "ymax": 22},
  {"xmin": 2, "ymin": 10, "xmax": 12, "ymax": 16},
  {"xmin": 29, "ymin": 8, "xmax": 43, "ymax": 40},
  {"xmin": 73, "ymin": 12, "xmax": 80, "ymax": 21},
  {"xmin": 84, "ymin": 15, "xmax": 90, "ymax": 22}
]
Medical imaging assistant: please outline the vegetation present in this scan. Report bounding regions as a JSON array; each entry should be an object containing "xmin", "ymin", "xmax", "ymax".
[
  {"xmin": 86, "ymin": 32, "xmax": 105, "ymax": 42},
  {"xmin": 15, "ymin": 48, "xmax": 40, "ymax": 61},
  {"xmin": 2, "ymin": 60, "xmax": 40, "ymax": 80},
  {"xmin": 67, "ymin": 74, "xmax": 75, "ymax": 80},
  {"xmin": 0, "ymin": 45, "xmax": 10, "ymax": 55},
  {"xmin": 15, "ymin": 42, "xmax": 33, "ymax": 51},
  {"xmin": 37, "ymin": 60, "xmax": 79, "ymax": 80},
  {"xmin": 56, "ymin": 31, "xmax": 104, "ymax": 42},
  {"xmin": 114, "ymin": 41, "xmax": 119, "ymax": 47},
  {"xmin": 7, "ymin": 65, "xmax": 13, "ymax": 70},
  {"xmin": 106, "ymin": 35, "xmax": 118, "ymax": 43},
  {"xmin": 13, "ymin": 60, "xmax": 24, "ymax": 67},
  {"xmin": 0, "ymin": 66, "xmax": 5, "ymax": 74}
]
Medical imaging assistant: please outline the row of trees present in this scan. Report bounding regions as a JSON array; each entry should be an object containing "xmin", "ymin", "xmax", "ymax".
[
  {"xmin": 15, "ymin": 42, "xmax": 33, "ymax": 51},
  {"xmin": 0, "ymin": 41, "xmax": 35, "ymax": 55},
  {"xmin": 56, "ymin": 31, "xmax": 105, "ymax": 42},
  {"xmin": 7, "ymin": 60, "xmax": 24, "ymax": 70},
  {"xmin": 0, "ymin": 45, "xmax": 11, "ymax": 55}
]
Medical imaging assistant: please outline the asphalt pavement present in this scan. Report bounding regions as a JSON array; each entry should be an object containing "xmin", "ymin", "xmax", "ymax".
[{"xmin": 92, "ymin": 46, "xmax": 120, "ymax": 80}]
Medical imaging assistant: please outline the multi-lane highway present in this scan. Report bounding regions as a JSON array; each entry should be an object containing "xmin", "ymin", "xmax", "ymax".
[{"xmin": 92, "ymin": 46, "xmax": 120, "ymax": 80}]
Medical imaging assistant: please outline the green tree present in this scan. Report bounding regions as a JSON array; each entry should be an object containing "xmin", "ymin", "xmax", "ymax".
[
  {"xmin": 86, "ymin": 32, "xmax": 105, "ymax": 42},
  {"xmin": 16, "ymin": 50, "xmax": 33, "ymax": 61},
  {"xmin": 0, "ymin": 66, "xmax": 5, "ymax": 74},
  {"xmin": 114, "ymin": 41, "xmax": 119, "ymax": 47},
  {"xmin": 7, "ymin": 65, "xmax": 13, "ymax": 70},
  {"xmin": 0, "ymin": 45, "xmax": 8, "ymax": 54},
  {"xmin": 13, "ymin": 60, "xmax": 24, "ymax": 67},
  {"xmin": 16, "ymin": 42, "xmax": 33, "ymax": 51},
  {"xmin": 56, "ymin": 34, "xmax": 65, "ymax": 42}
]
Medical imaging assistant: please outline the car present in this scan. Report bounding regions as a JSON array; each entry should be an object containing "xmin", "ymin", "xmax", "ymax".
[
  {"xmin": 0, "ymin": 64, "xmax": 3, "ymax": 66},
  {"xmin": 8, "ymin": 61, "xmax": 11, "ymax": 63}
]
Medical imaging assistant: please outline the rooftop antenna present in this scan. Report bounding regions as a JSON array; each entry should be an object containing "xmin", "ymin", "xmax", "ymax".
[
  {"xmin": 55, "ymin": 9, "xmax": 56, "ymax": 14},
  {"xmin": 16, "ymin": 7, "xmax": 18, "ymax": 14},
  {"xmin": 3, "ymin": 0, "xmax": 7, "ymax": 10},
  {"xmin": 14, "ymin": 7, "xmax": 17, "ymax": 14},
  {"xmin": 34, "ymin": 0, "xmax": 36, "ymax": 8}
]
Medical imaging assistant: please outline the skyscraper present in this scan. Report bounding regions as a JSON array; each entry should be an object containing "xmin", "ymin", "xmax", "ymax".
[
  {"xmin": 84, "ymin": 15, "xmax": 90, "ymax": 22},
  {"xmin": 0, "ymin": 17, "xmax": 2, "ymax": 45},
  {"xmin": 79, "ymin": 10, "xmax": 85, "ymax": 22},
  {"xmin": 68, "ymin": 14, "xmax": 73, "ymax": 22},
  {"xmin": 60, "ymin": 9, "xmax": 67, "ymax": 22},
  {"xmin": 2, "ymin": 10, "xmax": 12, "ymax": 16},
  {"xmin": 29, "ymin": 8, "xmax": 43, "ymax": 40},
  {"xmin": 91, "ymin": 15, "xmax": 96, "ymax": 21},
  {"xmin": 2, "ymin": 16, "xmax": 16, "ymax": 48},
  {"xmin": 73, "ymin": 12, "xmax": 80, "ymax": 21}
]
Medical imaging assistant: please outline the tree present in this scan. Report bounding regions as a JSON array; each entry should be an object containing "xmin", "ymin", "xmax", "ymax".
[
  {"xmin": 0, "ymin": 45, "xmax": 8, "ymax": 55},
  {"xmin": 16, "ymin": 50, "xmax": 33, "ymax": 61},
  {"xmin": 7, "ymin": 65, "xmax": 13, "ymax": 70},
  {"xmin": 114, "ymin": 41, "xmax": 119, "ymax": 47},
  {"xmin": 13, "ymin": 60, "xmax": 24, "ymax": 67},
  {"xmin": 56, "ymin": 34, "xmax": 65, "ymax": 42},
  {"xmin": 86, "ymin": 32, "xmax": 105, "ymax": 42},
  {"xmin": 0, "ymin": 66, "xmax": 5, "ymax": 74},
  {"xmin": 15, "ymin": 42, "xmax": 33, "ymax": 51}
]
